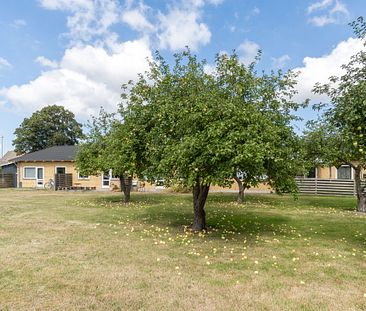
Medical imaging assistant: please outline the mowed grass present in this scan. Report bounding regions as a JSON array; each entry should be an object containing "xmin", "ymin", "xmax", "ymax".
[{"xmin": 0, "ymin": 190, "xmax": 365, "ymax": 311}]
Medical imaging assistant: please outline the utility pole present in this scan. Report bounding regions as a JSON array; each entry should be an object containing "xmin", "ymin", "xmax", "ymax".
[{"xmin": 0, "ymin": 136, "xmax": 3, "ymax": 158}]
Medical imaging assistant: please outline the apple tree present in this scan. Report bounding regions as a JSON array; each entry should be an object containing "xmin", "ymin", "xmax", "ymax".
[
  {"xmin": 76, "ymin": 108, "xmax": 147, "ymax": 203},
  {"xmin": 123, "ymin": 50, "xmax": 302, "ymax": 230},
  {"xmin": 312, "ymin": 16, "xmax": 366, "ymax": 212}
]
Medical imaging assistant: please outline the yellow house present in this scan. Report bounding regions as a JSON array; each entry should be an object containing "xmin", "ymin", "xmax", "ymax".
[
  {"xmin": 12, "ymin": 145, "xmax": 271, "ymax": 192},
  {"xmin": 13, "ymin": 145, "xmax": 118, "ymax": 190}
]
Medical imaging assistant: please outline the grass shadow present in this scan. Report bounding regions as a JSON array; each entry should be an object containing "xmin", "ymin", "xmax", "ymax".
[{"xmin": 80, "ymin": 192, "xmax": 365, "ymax": 247}]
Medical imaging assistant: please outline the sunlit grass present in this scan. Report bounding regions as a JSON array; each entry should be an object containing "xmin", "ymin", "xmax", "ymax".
[{"xmin": 0, "ymin": 189, "xmax": 365, "ymax": 310}]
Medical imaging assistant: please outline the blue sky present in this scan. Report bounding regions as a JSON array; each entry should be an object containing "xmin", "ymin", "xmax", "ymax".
[{"xmin": 0, "ymin": 0, "xmax": 365, "ymax": 154}]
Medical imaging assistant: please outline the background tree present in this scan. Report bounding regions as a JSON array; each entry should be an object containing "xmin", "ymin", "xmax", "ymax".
[
  {"xmin": 213, "ymin": 56, "xmax": 303, "ymax": 202},
  {"xmin": 76, "ymin": 107, "xmax": 147, "ymax": 203},
  {"xmin": 75, "ymin": 109, "xmax": 113, "ymax": 184},
  {"xmin": 13, "ymin": 105, "xmax": 83, "ymax": 154},
  {"xmin": 301, "ymin": 121, "xmax": 339, "ymax": 175},
  {"xmin": 310, "ymin": 16, "xmax": 366, "ymax": 212},
  {"xmin": 125, "ymin": 50, "xmax": 303, "ymax": 230}
]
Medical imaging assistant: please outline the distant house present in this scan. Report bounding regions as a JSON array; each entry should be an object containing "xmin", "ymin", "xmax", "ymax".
[
  {"xmin": 12, "ymin": 145, "xmax": 118, "ymax": 189},
  {"xmin": 7, "ymin": 145, "xmax": 272, "ymax": 192},
  {"xmin": 0, "ymin": 151, "xmax": 18, "ymax": 173},
  {"xmin": 0, "ymin": 150, "xmax": 19, "ymax": 187}
]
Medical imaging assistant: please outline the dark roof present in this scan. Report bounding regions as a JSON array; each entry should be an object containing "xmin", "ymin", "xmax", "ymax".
[
  {"xmin": 0, "ymin": 151, "xmax": 19, "ymax": 166},
  {"xmin": 14, "ymin": 145, "xmax": 79, "ymax": 162}
]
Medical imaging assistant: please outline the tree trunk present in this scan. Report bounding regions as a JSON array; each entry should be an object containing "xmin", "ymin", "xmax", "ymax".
[
  {"xmin": 192, "ymin": 178, "xmax": 210, "ymax": 231},
  {"xmin": 354, "ymin": 166, "xmax": 366, "ymax": 213},
  {"xmin": 119, "ymin": 175, "xmax": 132, "ymax": 203},
  {"xmin": 234, "ymin": 175, "xmax": 245, "ymax": 203}
]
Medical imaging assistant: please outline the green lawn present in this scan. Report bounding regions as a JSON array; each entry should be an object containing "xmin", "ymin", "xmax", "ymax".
[{"xmin": 0, "ymin": 190, "xmax": 365, "ymax": 310}]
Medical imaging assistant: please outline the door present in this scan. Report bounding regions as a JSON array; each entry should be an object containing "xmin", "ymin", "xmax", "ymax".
[
  {"xmin": 102, "ymin": 170, "xmax": 111, "ymax": 188},
  {"xmin": 36, "ymin": 167, "xmax": 44, "ymax": 188}
]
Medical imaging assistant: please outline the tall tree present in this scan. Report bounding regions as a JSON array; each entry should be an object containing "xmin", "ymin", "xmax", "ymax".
[
  {"xmin": 311, "ymin": 16, "xmax": 366, "ymax": 212},
  {"xmin": 125, "ymin": 50, "xmax": 302, "ymax": 230},
  {"xmin": 13, "ymin": 105, "xmax": 83, "ymax": 154}
]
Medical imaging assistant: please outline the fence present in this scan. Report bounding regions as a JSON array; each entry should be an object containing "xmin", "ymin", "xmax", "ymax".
[
  {"xmin": 295, "ymin": 178, "xmax": 366, "ymax": 196},
  {"xmin": 55, "ymin": 173, "xmax": 73, "ymax": 190},
  {"xmin": 0, "ymin": 173, "xmax": 15, "ymax": 188}
]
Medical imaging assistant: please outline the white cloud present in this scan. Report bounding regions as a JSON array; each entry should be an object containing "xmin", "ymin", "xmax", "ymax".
[
  {"xmin": 35, "ymin": 56, "xmax": 59, "ymax": 69},
  {"xmin": 330, "ymin": 0, "xmax": 349, "ymax": 15},
  {"xmin": 158, "ymin": 9, "xmax": 211, "ymax": 51},
  {"xmin": 306, "ymin": 0, "xmax": 349, "ymax": 27},
  {"xmin": 153, "ymin": 0, "xmax": 221, "ymax": 51},
  {"xmin": 38, "ymin": 0, "xmax": 93, "ymax": 10},
  {"xmin": 1, "ymin": 0, "xmax": 218, "ymax": 119},
  {"xmin": 307, "ymin": 0, "xmax": 333, "ymax": 14},
  {"xmin": 250, "ymin": 7, "xmax": 260, "ymax": 16},
  {"xmin": 0, "ymin": 69, "xmax": 116, "ymax": 117},
  {"xmin": 0, "ymin": 38, "xmax": 152, "ymax": 118},
  {"xmin": 184, "ymin": 0, "xmax": 224, "ymax": 8},
  {"xmin": 0, "ymin": 1, "xmax": 155, "ymax": 119},
  {"xmin": 11, "ymin": 19, "xmax": 27, "ymax": 28},
  {"xmin": 182, "ymin": 0, "xmax": 224, "ymax": 7},
  {"xmin": 207, "ymin": 0, "xmax": 224, "ymax": 5},
  {"xmin": 122, "ymin": 8, "xmax": 154, "ymax": 32},
  {"xmin": 38, "ymin": 0, "xmax": 120, "ymax": 44},
  {"xmin": 39, "ymin": 0, "xmax": 214, "ymax": 51},
  {"xmin": 244, "ymin": 6, "xmax": 260, "ymax": 21},
  {"xmin": 60, "ymin": 38, "xmax": 152, "ymax": 91},
  {"xmin": 0, "ymin": 57, "xmax": 12, "ymax": 69},
  {"xmin": 237, "ymin": 40, "xmax": 260, "ymax": 65},
  {"xmin": 293, "ymin": 37, "xmax": 364, "ymax": 103},
  {"xmin": 308, "ymin": 15, "xmax": 335, "ymax": 27},
  {"xmin": 271, "ymin": 54, "xmax": 290, "ymax": 69},
  {"xmin": 187, "ymin": 0, "xmax": 205, "ymax": 7}
]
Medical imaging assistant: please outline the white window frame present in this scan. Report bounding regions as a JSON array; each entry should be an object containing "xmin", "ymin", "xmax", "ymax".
[
  {"xmin": 336, "ymin": 165, "xmax": 354, "ymax": 180},
  {"xmin": 23, "ymin": 166, "xmax": 36, "ymax": 179},
  {"xmin": 102, "ymin": 169, "xmax": 112, "ymax": 188},
  {"xmin": 77, "ymin": 171, "xmax": 90, "ymax": 180},
  {"xmin": 36, "ymin": 167, "xmax": 45, "ymax": 188},
  {"xmin": 55, "ymin": 166, "xmax": 67, "ymax": 174},
  {"xmin": 155, "ymin": 178, "xmax": 165, "ymax": 190}
]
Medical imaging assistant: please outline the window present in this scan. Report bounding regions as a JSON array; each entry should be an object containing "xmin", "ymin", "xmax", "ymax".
[
  {"xmin": 337, "ymin": 165, "xmax": 352, "ymax": 179},
  {"xmin": 24, "ymin": 167, "xmax": 36, "ymax": 179},
  {"xmin": 307, "ymin": 167, "xmax": 316, "ymax": 178},
  {"xmin": 37, "ymin": 168, "xmax": 43, "ymax": 179},
  {"xmin": 155, "ymin": 179, "xmax": 165, "ymax": 187},
  {"xmin": 55, "ymin": 167, "xmax": 66, "ymax": 174},
  {"xmin": 102, "ymin": 170, "xmax": 111, "ymax": 187},
  {"xmin": 78, "ymin": 172, "xmax": 89, "ymax": 180}
]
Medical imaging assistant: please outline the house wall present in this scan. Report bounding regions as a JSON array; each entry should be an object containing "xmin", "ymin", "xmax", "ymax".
[
  {"xmin": 317, "ymin": 166, "xmax": 366, "ymax": 179},
  {"xmin": 16, "ymin": 160, "xmax": 273, "ymax": 191},
  {"xmin": 17, "ymin": 161, "xmax": 108, "ymax": 189},
  {"xmin": 317, "ymin": 167, "xmax": 337, "ymax": 179}
]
